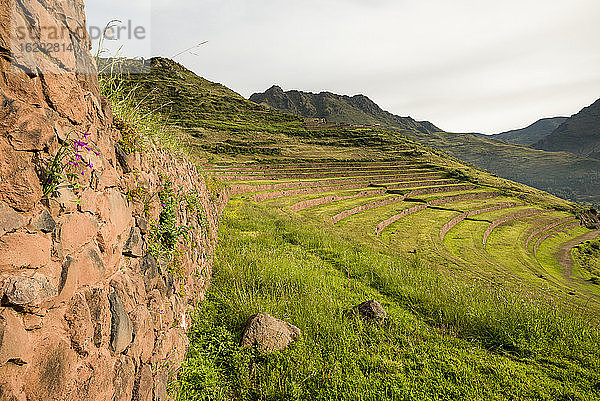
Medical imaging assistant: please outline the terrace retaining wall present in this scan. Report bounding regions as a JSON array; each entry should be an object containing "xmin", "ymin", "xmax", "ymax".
[{"xmin": 0, "ymin": 2, "xmax": 225, "ymax": 399}]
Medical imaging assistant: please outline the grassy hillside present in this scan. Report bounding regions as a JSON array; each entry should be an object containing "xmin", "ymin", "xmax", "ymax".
[
  {"xmin": 101, "ymin": 58, "xmax": 600, "ymax": 400},
  {"xmin": 534, "ymin": 98, "xmax": 600, "ymax": 159},
  {"xmin": 489, "ymin": 117, "xmax": 568, "ymax": 146},
  {"xmin": 173, "ymin": 191, "xmax": 600, "ymax": 401},
  {"xmin": 251, "ymin": 86, "xmax": 600, "ymax": 207}
]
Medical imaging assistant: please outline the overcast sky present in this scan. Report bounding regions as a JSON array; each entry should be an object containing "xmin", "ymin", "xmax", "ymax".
[{"xmin": 87, "ymin": 0, "xmax": 600, "ymax": 134}]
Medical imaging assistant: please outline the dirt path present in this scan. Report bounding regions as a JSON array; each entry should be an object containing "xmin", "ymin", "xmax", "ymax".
[{"xmin": 558, "ymin": 230, "xmax": 600, "ymax": 280}]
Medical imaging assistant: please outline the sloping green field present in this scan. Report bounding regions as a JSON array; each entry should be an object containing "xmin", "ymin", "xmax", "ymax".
[
  {"xmin": 171, "ymin": 161, "xmax": 600, "ymax": 400},
  {"xmin": 101, "ymin": 58, "xmax": 600, "ymax": 400}
]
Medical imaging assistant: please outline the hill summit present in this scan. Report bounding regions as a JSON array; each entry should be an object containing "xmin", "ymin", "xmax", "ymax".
[
  {"xmin": 250, "ymin": 86, "xmax": 440, "ymax": 134},
  {"xmin": 534, "ymin": 98, "xmax": 600, "ymax": 159},
  {"xmin": 490, "ymin": 117, "xmax": 568, "ymax": 146}
]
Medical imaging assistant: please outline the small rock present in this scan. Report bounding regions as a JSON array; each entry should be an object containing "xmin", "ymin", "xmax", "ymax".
[
  {"xmin": 30, "ymin": 210, "xmax": 56, "ymax": 233},
  {"xmin": 2, "ymin": 274, "xmax": 57, "ymax": 306},
  {"xmin": 114, "ymin": 143, "xmax": 131, "ymax": 174},
  {"xmin": 350, "ymin": 300, "xmax": 387, "ymax": 323},
  {"xmin": 112, "ymin": 355, "xmax": 135, "ymax": 401},
  {"xmin": 123, "ymin": 227, "xmax": 143, "ymax": 257},
  {"xmin": 23, "ymin": 314, "xmax": 43, "ymax": 331},
  {"xmin": 48, "ymin": 187, "xmax": 78, "ymax": 214},
  {"xmin": 136, "ymin": 217, "xmax": 148, "ymax": 235},
  {"xmin": 163, "ymin": 274, "xmax": 174, "ymax": 298},
  {"xmin": 241, "ymin": 312, "xmax": 300, "ymax": 353},
  {"xmin": 0, "ymin": 202, "xmax": 25, "ymax": 237},
  {"xmin": 108, "ymin": 291, "xmax": 133, "ymax": 354},
  {"xmin": 64, "ymin": 292, "xmax": 93, "ymax": 355},
  {"xmin": 0, "ymin": 231, "xmax": 52, "ymax": 269},
  {"xmin": 133, "ymin": 364, "xmax": 153, "ymax": 401},
  {"xmin": 153, "ymin": 371, "xmax": 168, "ymax": 401},
  {"xmin": 84, "ymin": 287, "xmax": 111, "ymax": 348},
  {"xmin": 55, "ymin": 213, "xmax": 99, "ymax": 256},
  {"xmin": 139, "ymin": 254, "xmax": 158, "ymax": 291},
  {"xmin": 0, "ymin": 308, "xmax": 31, "ymax": 366}
]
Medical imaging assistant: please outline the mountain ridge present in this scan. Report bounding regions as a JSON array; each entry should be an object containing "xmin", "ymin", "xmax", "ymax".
[
  {"xmin": 534, "ymin": 98, "xmax": 600, "ymax": 159},
  {"xmin": 250, "ymin": 85, "xmax": 441, "ymax": 134},
  {"xmin": 489, "ymin": 117, "xmax": 568, "ymax": 146}
]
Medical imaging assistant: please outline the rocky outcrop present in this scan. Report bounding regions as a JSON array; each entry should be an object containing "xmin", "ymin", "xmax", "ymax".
[
  {"xmin": 249, "ymin": 86, "xmax": 440, "ymax": 134},
  {"xmin": 0, "ymin": 0, "xmax": 226, "ymax": 399}
]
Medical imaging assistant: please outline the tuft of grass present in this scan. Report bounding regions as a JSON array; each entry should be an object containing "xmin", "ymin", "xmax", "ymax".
[{"xmin": 97, "ymin": 58, "xmax": 178, "ymax": 151}]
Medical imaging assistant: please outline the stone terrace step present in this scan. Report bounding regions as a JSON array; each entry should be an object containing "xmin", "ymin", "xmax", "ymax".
[
  {"xmin": 208, "ymin": 164, "xmax": 427, "ymax": 175},
  {"xmin": 374, "ymin": 192, "xmax": 500, "ymax": 235},
  {"xmin": 230, "ymin": 174, "xmax": 449, "ymax": 196},
  {"xmin": 331, "ymin": 188, "xmax": 489, "ymax": 225},
  {"xmin": 440, "ymin": 202, "xmax": 525, "ymax": 241},
  {"xmin": 525, "ymin": 217, "xmax": 578, "ymax": 250},
  {"xmin": 482, "ymin": 209, "xmax": 547, "ymax": 246},
  {"xmin": 214, "ymin": 167, "xmax": 430, "ymax": 180},
  {"xmin": 290, "ymin": 189, "xmax": 387, "ymax": 212},
  {"xmin": 533, "ymin": 221, "xmax": 582, "ymax": 256},
  {"xmin": 203, "ymin": 161, "xmax": 424, "ymax": 172}
]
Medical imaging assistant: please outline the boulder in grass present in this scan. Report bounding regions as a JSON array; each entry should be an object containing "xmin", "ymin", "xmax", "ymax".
[
  {"xmin": 351, "ymin": 300, "xmax": 387, "ymax": 323},
  {"xmin": 241, "ymin": 312, "xmax": 300, "ymax": 353}
]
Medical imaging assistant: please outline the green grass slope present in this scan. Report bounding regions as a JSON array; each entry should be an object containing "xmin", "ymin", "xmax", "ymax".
[
  {"xmin": 173, "ymin": 199, "xmax": 600, "ymax": 401},
  {"xmin": 101, "ymin": 58, "xmax": 600, "ymax": 400}
]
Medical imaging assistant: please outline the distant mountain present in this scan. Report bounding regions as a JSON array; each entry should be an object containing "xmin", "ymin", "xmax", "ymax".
[
  {"xmin": 534, "ymin": 98, "xmax": 600, "ymax": 159},
  {"xmin": 251, "ymin": 85, "xmax": 600, "ymax": 206},
  {"xmin": 250, "ymin": 85, "xmax": 440, "ymax": 134},
  {"xmin": 489, "ymin": 117, "xmax": 568, "ymax": 146}
]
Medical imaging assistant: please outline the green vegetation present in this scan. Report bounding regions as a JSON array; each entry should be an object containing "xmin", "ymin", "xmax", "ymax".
[
  {"xmin": 146, "ymin": 178, "xmax": 189, "ymax": 277},
  {"xmin": 573, "ymin": 239, "xmax": 600, "ymax": 284},
  {"xmin": 98, "ymin": 58, "xmax": 177, "ymax": 151},
  {"xmin": 173, "ymin": 201, "xmax": 600, "ymax": 400},
  {"xmin": 99, "ymin": 57, "xmax": 600, "ymax": 400},
  {"xmin": 41, "ymin": 131, "xmax": 99, "ymax": 197}
]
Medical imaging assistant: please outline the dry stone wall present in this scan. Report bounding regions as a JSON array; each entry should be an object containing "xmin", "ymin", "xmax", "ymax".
[{"xmin": 0, "ymin": 1, "xmax": 225, "ymax": 400}]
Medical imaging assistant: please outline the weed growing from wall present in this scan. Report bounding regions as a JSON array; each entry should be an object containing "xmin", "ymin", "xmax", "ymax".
[
  {"xmin": 41, "ymin": 132, "xmax": 100, "ymax": 197},
  {"xmin": 146, "ymin": 176, "xmax": 210, "ymax": 280},
  {"xmin": 114, "ymin": 116, "xmax": 145, "ymax": 154},
  {"xmin": 203, "ymin": 174, "xmax": 226, "ymax": 203},
  {"xmin": 147, "ymin": 178, "xmax": 189, "ymax": 277}
]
